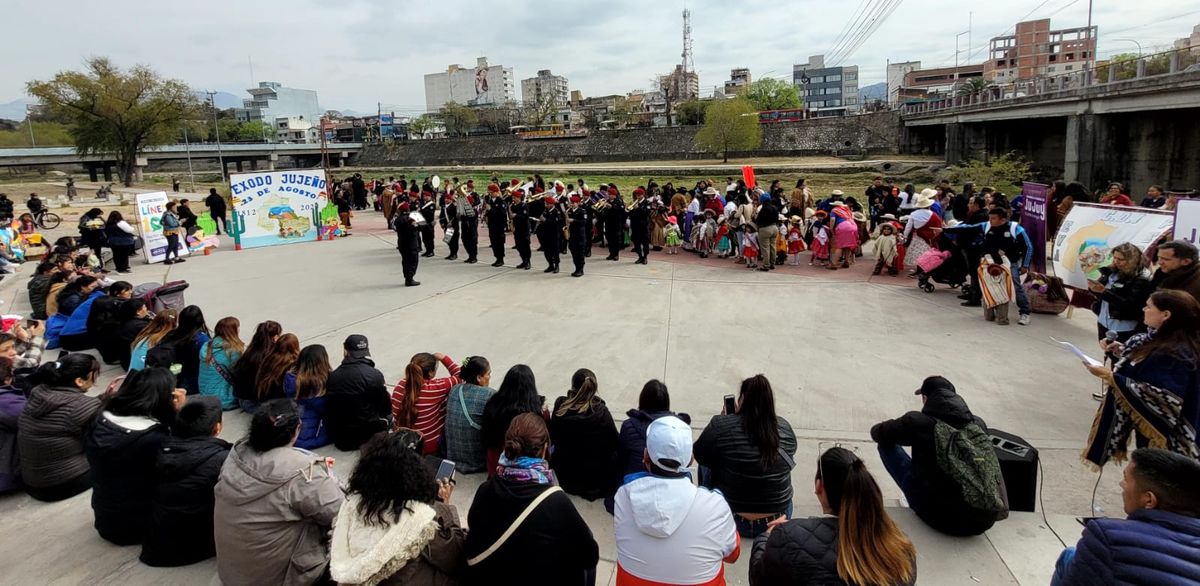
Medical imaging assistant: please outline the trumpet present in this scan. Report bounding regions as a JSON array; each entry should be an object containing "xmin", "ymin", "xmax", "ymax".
[{"xmin": 591, "ymin": 198, "xmax": 610, "ymax": 211}]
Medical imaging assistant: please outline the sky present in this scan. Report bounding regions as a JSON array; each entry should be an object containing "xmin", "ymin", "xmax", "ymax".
[{"xmin": 2, "ymin": 0, "xmax": 1196, "ymax": 116}]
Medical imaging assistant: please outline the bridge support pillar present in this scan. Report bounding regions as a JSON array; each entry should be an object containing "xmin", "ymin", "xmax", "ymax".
[
  {"xmin": 945, "ymin": 123, "xmax": 986, "ymax": 164},
  {"xmin": 1064, "ymin": 114, "xmax": 1097, "ymax": 185},
  {"xmin": 131, "ymin": 157, "xmax": 147, "ymax": 183},
  {"xmin": 235, "ymin": 160, "xmax": 244, "ymax": 172},
  {"xmin": 250, "ymin": 158, "xmax": 259, "ymax": 171},
  {"xmin": 268, "ymin": 153, "xmax": 278, "ymax": 171},
  {"xmin": 102, "ymin": 165, "xmax": 113, "ymax": 182},
  {"xmin": 87, "ymin": 164, "xmax": 99, "ymax": 182}
]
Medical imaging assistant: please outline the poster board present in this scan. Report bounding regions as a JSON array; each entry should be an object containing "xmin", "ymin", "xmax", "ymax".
[
  {"xmin": 1052, "ymin": 203, "xmax": 1174, "ymax": 289},
  {"xmin": 1174, "ymin": 199, "xmax": 1200, "ymax": 244},
  {"xmin": 229, "ymin": 170, "xmax": 328, "ymax": 249},
  {"xmin": 1019, "ymin": 182, "xmax": 1049, "ymax": 273},
  {"xmin": 135, "ymin": 191, "xmax": 191, "ymax": 264}
]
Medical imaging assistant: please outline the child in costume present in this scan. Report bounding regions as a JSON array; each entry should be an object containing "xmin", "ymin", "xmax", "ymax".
[
  {"xmin": 664, "ymin": 216, "xmax": 682, "ymax": 255},
  {"xmin": 714, "ymin": 216, "xmax": 732, "ymax": 258},
  {"xmin": 810, "ymin": 214, "xmax": 831, "ymax": 267},
  {"xmin": 787, "ymin": 216, "xmax": 807, "ymax": 265},
  {"xmin": 872, "ymin": 223, "xmax": 902, "ymax": 276},
  {"xmin": 741, "ymin": 224, "xmax": 759, "ymax": 269}
]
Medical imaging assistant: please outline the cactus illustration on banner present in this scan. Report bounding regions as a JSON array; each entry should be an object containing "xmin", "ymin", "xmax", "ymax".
[{"xmin": 229, "ymin": 208, "xmax": 247, "ymax": 251}]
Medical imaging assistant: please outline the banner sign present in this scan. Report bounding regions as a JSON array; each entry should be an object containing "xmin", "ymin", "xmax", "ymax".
[
  {"xmin": 1052, "ymin": 203, "xmax": 1174, "ymax": 289},
  {"xmin": 135, "ymin": 191, "xmax": 190, "ymax": 264},
  {"xmin": 1174, "ymin": 199, "xmax": 1200, "ymax": 244},
  {"xmin": 1020, "ymin": 182, "xmax": 1049, "ymax": 273},
  {"xmin": 229, "ymin": 170, "xmax": 328, "ymax": 249}
]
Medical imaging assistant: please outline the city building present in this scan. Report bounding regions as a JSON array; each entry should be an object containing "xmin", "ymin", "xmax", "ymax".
[
  {"xmin": 423, "ymin": 57, "xmax": 516, "ymax": 112},
  {"xmin": 662, "ymin": 64, "xmax": 700, "ymax": 102},
  {"xmin": 985, "ymin": 19, "xmax": 1097, "ymax": 81},
  {"xmin": 886, "ymin": 61, "xmax": 921, "ymax": 104},
  {"xmin": 570, "ymin": 94, "xmax": 623, "ymax": 128},
  {"xmin": 792, "ymin": 54, "xmax": 860, "ymax": 116},
  {"xmin": 233, "ymin": 82, "xmax": 322, "ymax": 129},
  {"xmin": 521, "ymin": 69, "xmax": 570, "ymax": 108},
  {"xmin": 1176, "ymin": 24, "xmax": 1200, "ymax": 54},
  {"xmin": 725, "ymin": 68, "xmax": 752, "ymax": 95},
  {"xmin": 274, "ymin": 116, "xmax": 318, "ymax": 144},
  {"xmin": 900, "ymin": 64, "xmax": 986, "ymax": 97}
]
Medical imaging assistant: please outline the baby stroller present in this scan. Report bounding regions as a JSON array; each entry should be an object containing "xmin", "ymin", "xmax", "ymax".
[
  {"xmin": 915, "ymin": 235, "xmax": 969, "ymax": 293},
  {"xmin": 132, "ymin": 280, "xmax": 190, "ymax": 313}
]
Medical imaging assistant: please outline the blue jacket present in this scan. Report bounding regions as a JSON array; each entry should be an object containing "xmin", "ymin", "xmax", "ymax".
[
  {"xmin": 948, "ymin": 220, "xmax": 1034, "ymax": 268},
  {"xmin": 197, "ymin": 337, "xmax": 240, "ymax": 410},
  {"xmin": 60, "ymin": 291, "xmax": 105, "ymax": 337},
  {"xmin": 284, "ymin": 372, "xmax": 330, "ymax": 450},
  {"xmin": 1059, "ymin": 508, "xmax": 1200, "ymax": 585}
]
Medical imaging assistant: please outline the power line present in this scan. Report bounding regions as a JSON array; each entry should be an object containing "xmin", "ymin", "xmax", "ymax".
[
  {"xmin": 827, "ymin": 0, "xmax": 891, "ymax": 65},
  {"xmin": 824, "ymin": 0, "xmax": 876, "ymax": 63},
  {"xmin": 830, "ymin": 0, "xmax": 905, "ymax": 66}
]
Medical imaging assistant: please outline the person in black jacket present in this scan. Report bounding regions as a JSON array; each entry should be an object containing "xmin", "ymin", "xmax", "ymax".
[
  {"xmin": 566, "ymin": 195, "xmax": 589, "ymax": 277},
  {"xmin": 870, "ymin": 375, "xmax": 999, "ymax": 536},
  {"xmin": 141, "ymin": 396, "xmax": 231, "ymax": 567},
  {"xmin": 393, "ymin": 196, "xmax": 422, "ymax": 287},
  {"xmin": 694, "ymin": 374, "xmax": 798, "ymax": 538},
  {"xmin": 159, "ymin": 305, "xmax": 211, "ymax": 395},
  {"xmin": 750, "ymin": 447, "xmax": 917, "ymax": 586},
  {"xmin": 549, "ymin": 369, "xmax": 618, "ymax": 501},
  {"xmin": 484, "ymin": 184, "xmax": 508, "ymax": 267},
  {"xmin": 464, "ymin": 413, "xmax": 599, "ymax": 585},
  {"xmin": 419, "ymin": 190, "xmax": 437, "ymax": 257},
  {"xmin": 615, "ymin": 380, "xmax": 692, "ymax": 481},
  {"xmin": 628, "ymin": 188, "xmax": 652, "ymax": 265},
  {"xmin": 538, "ymin": 196, "xmax": 564, "ymax": 274},
  {"xmin": 85, "ymin": 367, "xmax": 183, "ymax": 545},
  {"xmin": 204, "ymin": 188, "xmax": 227, "ymax": 235},
  {"xmin": 481, "ymin": 364, "xmax": 546, "ymax": 477},
  {"xmin": 510, "ymin": 189, "xmax": 532, "ymax": 270},
  {"xmin": 602, "ymin": 187, "xmax": 627, "ymax": 261},
  {"xmin": 324, "ymin": 335, "xmax": 391, "ymax": 451},
  {"xmin": 1088, "ymin": 242, "xmax": 1152, "ymax": 343},
  {"xmin": 114, "ymin": 299, "xmax": 152, "ymax": 370},
  {"xmin": 87, "ymin": 282, "xmax": 133, "ymax": 364}
]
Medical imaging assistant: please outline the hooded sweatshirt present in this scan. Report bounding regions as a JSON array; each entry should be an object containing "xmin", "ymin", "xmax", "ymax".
[
  {"xmin": 18, "ymin": 385, "xmax": 101, "ymax": 488},
  {"xmin": 614, "ymin": 474, "xmax": 740, "ymax": 585},
  {"xmin": 140, "ymin": 435, "xmax": 232, "ymax": 567},
  {"xmin": 213, "ymin": 440, "xmax": 344, "ymax": 586},
  {"xmin": 84, "ymin": 411, "xmax": 169, "ymax": 545},
  {"xmin": 329, "ymin": 495, "xmax": 465, "ymax": 586}
]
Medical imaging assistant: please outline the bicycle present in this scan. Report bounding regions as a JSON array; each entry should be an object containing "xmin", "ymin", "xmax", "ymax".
[{"xmin": 32, "ymin": 208, "xmax": 61, "ymax": 230}]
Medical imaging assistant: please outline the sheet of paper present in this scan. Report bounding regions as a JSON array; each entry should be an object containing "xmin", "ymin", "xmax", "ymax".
[{"xmin": 1051, "ymin": 337, "xmax": 1103, "ymax": 367}]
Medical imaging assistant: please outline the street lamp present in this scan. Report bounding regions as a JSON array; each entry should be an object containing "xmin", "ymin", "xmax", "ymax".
[
  {"xmin": 25, "ymin": 105, "xmax": 36, "ymax": 147},
  {"xmin": 1111, "ymin": 38, "xmax": 1143, "ymax": 58}
]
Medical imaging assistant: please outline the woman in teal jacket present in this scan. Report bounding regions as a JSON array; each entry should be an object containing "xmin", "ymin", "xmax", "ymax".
[{"xmin": 198, "ymin": 317, "xmax": 244, "ymax": 410}]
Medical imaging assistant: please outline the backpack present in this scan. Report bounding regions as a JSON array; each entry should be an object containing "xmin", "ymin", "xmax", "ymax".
[{"xmin": 933, "ymin": 420, "xmax": 1008, "ymax": 516}]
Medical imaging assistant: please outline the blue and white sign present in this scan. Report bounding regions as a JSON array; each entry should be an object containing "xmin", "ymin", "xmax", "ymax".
[{"xmin": 229, "ymin": 170, "xmax": 329, "ymax": 249}]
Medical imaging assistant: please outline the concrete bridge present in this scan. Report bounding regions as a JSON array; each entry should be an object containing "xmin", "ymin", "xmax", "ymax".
[
  {"xmin": 900, "ymin": 48, "xmax": 1200, "ymax": 193},
  {"xmin": 0, "ymin": 142, "xmax": 363, "ymax": 181}
]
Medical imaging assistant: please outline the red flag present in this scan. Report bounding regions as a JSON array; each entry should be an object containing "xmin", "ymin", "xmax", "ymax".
[{"xmin": 741, "ymin": 166, "xmax": 756, "ymax": 189}]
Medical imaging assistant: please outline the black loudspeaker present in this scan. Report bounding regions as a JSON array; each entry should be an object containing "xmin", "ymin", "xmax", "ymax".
[{"xmin": 988, "ymin": 428, "xmax": 1039, "ymax": 513}]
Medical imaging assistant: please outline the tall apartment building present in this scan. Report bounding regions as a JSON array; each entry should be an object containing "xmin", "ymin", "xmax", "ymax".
[
  {"xmin": 793, "ymin": 55, "xmax": 860, "ymax": 116},
  {"xmin": 233, "ymin": 82, "xmax": 322, "ymax": 127},
  {"xmin": 521, "ymin": 69, "xmax": 570, "ymax": 107},
  {"xmin": 1176, "ymin": 24, "xmax": 1200, "ymax": 54},
  {"xmin": 662, "ymin": 64, "xmax": 700, "ymax": 101},
  {"xmin": 725, "ymin": 68, "xmax": 752, "ymax": 95},
  {"xmin": 423, "ymin": 57, "xmax": 516, "ymax": 112},
  {"xmin": 985, "ymin": 19, "xmax": 1097, "ymax": 81}
]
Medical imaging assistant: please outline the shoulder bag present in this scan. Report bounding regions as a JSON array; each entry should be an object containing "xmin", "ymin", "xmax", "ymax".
[
  {"xmin": 454, "ymin": 384, "xmax": 482, "ymax": 431},
  {"xmin": 467, "ymin": 485, "xmax": 563, "ymax": 566}
]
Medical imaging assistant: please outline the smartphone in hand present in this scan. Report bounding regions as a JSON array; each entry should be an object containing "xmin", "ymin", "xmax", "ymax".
[
  {"xmin": 723, "ymin": 394, "xmax": 737, "ymax": 415},
  {"xmin": 435, "ymin": 459, "xmax": 456, "ymax": 484}
]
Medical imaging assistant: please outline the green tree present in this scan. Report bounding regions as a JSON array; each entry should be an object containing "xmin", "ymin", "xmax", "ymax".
[
  {"xmin": 0, "ymin": 120, "xmax": 74, "ymax": 147},
  {"xmin": 744, "ymin": 78, "xmax": 802, "ymax": 112},
  {"xmin": 440, "ymin": 102, "xmax": 478, "ymax": 137},
  {"xmin": 955, "ymin": 77, "xmax": 995, "ymax": 96},
  {"xmin": 27, "ymin": 57, "xmax": 197, "ymax": 186},
  {"xmin": 946, "ymin": 152, "xmax": 1031, "ymax": 194},
  {"xmin": 408, "ymin": 114, "xmax": 438, "ymax": 138},
  {"xmin": 238, "ymin": 120, "xmax": 273, "ymax": 141},
  {"xmin": 694, "ymin": 98, "xmax": 761, "ymax": 162},
  {"xmin": 676, "ymin": 100, "xmax": 709, "ymax": 125}
]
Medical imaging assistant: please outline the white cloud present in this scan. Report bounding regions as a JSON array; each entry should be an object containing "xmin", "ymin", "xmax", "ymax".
[{"xmin": 2, "ymin": 0, "xmax": 1196, "ymax": 112}]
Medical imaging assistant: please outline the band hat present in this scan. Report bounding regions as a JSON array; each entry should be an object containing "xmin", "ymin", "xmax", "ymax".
[
  {"xmin": 646, "ymin": 416, "xmax": 692, "ymax": 473},
  {"xmin": 667, "ymin": 216, "xmax": 678, "ymax": 224}
]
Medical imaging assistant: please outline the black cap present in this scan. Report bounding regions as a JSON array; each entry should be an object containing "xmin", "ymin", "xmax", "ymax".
[
  {"xmin": 915, "ymin": 375, "xmax": 956, "ymax": 396},
  {"xmin": 344, "ymin": 334, "xmax": 370, "ymax": 358}
]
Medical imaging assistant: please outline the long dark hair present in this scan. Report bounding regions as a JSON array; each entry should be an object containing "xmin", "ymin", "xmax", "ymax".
[
  {"xmin": 398, "ymin": 353, "xmax": 438, "ymax": 428},
  {"xmin": 461, "ymin": 356, "xmax": 490, "ymax": 386},
  {"xmin": 162, "ymin": 305, "xmax": 209, "ymax": 346},
  {"xmin": 293, "ymin": 344, "xmax": 331, "ymax": 400},
  {"xmin": 638, "ymin": 379, "xmax": 670, "ymax": 412},
  {"xmin": 248, "ymin": 399, "xmax": 301, "ymax": 452},
  {"xmin": 555, "ymin": 368, "xmax": 598, "ymax": 417},
  {"xmin": 818, "ymin": 447, "xmax": 916, "ymax": 586},
  {"xmin": 1134, "ymin": 290, "xmax": 1200, "ymax": 365},
  {"xmin": 31, "ymin": 353, "xmax": 99, "ymax": 389},
  {"xmin": 349, "ymin": 432, "xmax": 438, "ymax": 527},
  {"xmin": 56, "ymin": 275, "xmax": 97, "ymax": 304},
  {"xmin": 255, "ymin": 333, "xmax": 299, "ymax": 399},
  {"xmin": 236, "ymin": 320, "xmax": 282, "ymax": 375},
  {"xmin": 482, "ymin": 364, "xmax": 542, "ymax": 447},
  {"xmin": 105, "ymin": 367, "xmax": 178, "ymax": 428},
  {"xmin": 738, "ymin": 374, "xmax": 780, "ymax": 467}
]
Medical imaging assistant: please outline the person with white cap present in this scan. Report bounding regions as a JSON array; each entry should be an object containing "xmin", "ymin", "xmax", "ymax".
[{"xmin": 614, "ymin": 415, "xmax": 740, "ymax": 586}]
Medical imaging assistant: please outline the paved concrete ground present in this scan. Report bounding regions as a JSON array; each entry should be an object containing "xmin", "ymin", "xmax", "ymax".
[{"xmin": 0, "ymin": 211, "xmax": 1122, "ymax": 585}]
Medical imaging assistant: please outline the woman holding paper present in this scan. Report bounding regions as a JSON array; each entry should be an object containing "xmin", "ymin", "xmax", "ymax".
[
  {"xmin": 1083, "ymin": 290, "xmax": 1200, "ymax": 467},
  {"xmin": 1087, "ymin": 243, "xmax": 1153, "ymax": 343}
]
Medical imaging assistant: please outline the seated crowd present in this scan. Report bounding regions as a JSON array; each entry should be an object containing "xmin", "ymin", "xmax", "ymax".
[{"xmin": 1, "ymin": 270, "xmax": 1198, "ymax": 584}]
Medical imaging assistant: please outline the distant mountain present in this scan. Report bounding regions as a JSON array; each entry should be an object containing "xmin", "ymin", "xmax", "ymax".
[
  {"xmin": 193, "ymin": 91, "xmax": 243, "ymax": 109},
  {"xmin": 859, "ymin": 82, "xmax": 887, "ymax": 101},
  {"xmin": 0, "ymin": 98, "xmax": 33, "ymax": 121}
]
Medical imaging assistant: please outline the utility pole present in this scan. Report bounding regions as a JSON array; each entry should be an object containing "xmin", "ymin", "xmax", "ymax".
[
  {"xmin": 183, "ymin": 125, "xmax": 196, "ymax": 192},
  {"xmin": 25, "ymin": 105, "xmax": 36, "ymax": 146},
  {"xmin": 1085, "ymin": 0, "xmax": 1095, "ymax": 83},
  {"xmin": 208, "ymin": 91, "xmax": 227, "ymax": 185}
]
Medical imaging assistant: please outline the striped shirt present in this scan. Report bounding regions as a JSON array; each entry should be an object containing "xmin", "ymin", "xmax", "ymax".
[{"xmin": 391, "ymin": 355, "xmax": 461, "ymax": 455}]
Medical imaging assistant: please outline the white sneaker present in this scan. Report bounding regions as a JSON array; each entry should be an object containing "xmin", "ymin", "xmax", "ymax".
[{"xmin": 1018, "ymin": 314, "xmax": 1031, "ymax": 326}]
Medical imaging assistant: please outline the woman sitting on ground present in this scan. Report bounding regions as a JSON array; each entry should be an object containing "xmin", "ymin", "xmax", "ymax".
[
  {"xmin": 54, "ymin": 275, "xmax": 99, "ymax": 318},
  {"xmin": 616, "ymin": 379, "xmax": 692, "ymax": 481},
  {"xmin": 85, "ymin": 367, "xmax": 184, "ymax": 545},
  {"xmin": 1086, "ymin": 290, "xmax": 1200, "ymax": 465},
  {"xmin": 750, "ymin": 446, "xmax": 917, "ymax": 586},
  {"xmin": 549, "ymin": 368, "xmax": 619, "ymax": 500},
  {"xmin": 213, "ymin": 399, "xmax": 344, "ymax": 586},
  {"xmin": 445, "ymin": 355, "xmax": 496, "ymax": 474},
  {"xmin": 231, "ymin": 320, "xmax": 282, "ymax": 412},
  {"xmin": 695, "ymin": 374, "xmax": 798, "ymax": 538},
  {"xmin": 329, "ymin": 431, "xmax": 466, "ymax": 585},
  {"xmin": 17, "ymin": 355, "xmax": 102, "ymax": 501},
  {"xmin": 252, "ymin": 333, "xmax": 299, "ymax": 407},
  {"xmin": 128, "ymin": 309, "xmax": 178, "ymax": 372},
  {"xmin": 114, "ymin": 299, "xmax": 151, "ymax": 370},
  {"xmin": 391, "ymin": 352, "xmax": 461, "ymax": 455},
  {"xmin": 198, "ymin": 317, "xmax": 244, "ymax": 410},
  {"xmin": 464, "ymin": 413, "xmax": 599, "ymax": 584},
  {"xmin": 481, "ymin": 364, "xmax": 546, "ymax": 476},
  {"xmin": 159, "ymin": 305, "xmax": 211, "ymax": 395},
  {"xmin": 284, "ymin": 344, "xmax": 332, "ymax": 450}
]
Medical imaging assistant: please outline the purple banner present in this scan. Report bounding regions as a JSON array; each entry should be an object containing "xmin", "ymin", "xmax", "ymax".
[{"xmin": 1021, "ymin": 182, "xmax": 1049, "ymax": 273}]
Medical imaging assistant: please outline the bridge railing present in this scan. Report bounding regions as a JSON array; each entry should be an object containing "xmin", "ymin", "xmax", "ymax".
[{"xmin": 902, "ymin": 46, "xmax": 1200, "ymax": 117}]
